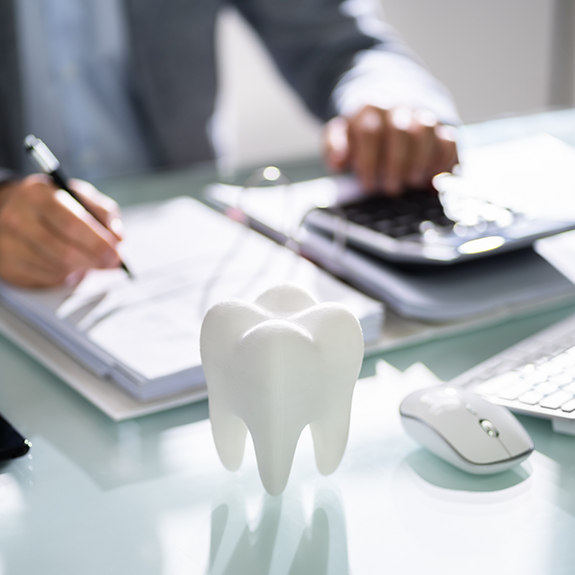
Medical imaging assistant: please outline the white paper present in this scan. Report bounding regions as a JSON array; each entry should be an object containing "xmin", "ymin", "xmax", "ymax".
[
  {"xmin": 207, "ymin": 174, "xmax": 364, "ymax": 238},
  {"xmin": 0, "ymin": 197, "xmax": 383, "ymax": 397},
  {"xmin": 455, "ymin": 133, "xmax": 575, "ymax": 220}
]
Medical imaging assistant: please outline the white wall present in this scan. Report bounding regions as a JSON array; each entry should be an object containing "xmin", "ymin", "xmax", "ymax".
[
  {"xmin": 380, "ymin": 0, "xmax": 556, "ymax": 121},
  {"xmin": 213, "ymin": 8, "xmax": 322, "ymax": 175},
  {"xmin": 214, "ymin": 0, "xmax": 573, "ymax": 172}
]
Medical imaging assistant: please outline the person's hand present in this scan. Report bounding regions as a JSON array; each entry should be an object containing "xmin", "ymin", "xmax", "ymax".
[
  {"xmin": 0, "ymin": 174, "xmax": 124, "ymax": 288},
  {"xmin": 324, "ymin": 105, "xmax": 458, "ymax": 196}
]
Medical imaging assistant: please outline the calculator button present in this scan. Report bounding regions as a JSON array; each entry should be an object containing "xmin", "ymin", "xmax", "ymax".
[
  {"xmin": 396, "ymin": 215, "xmax": 415, "ymax": 226},
  {"xmin": 373, "ymin": 221, "xmax": 393, "ymax": 233},
  {"xmin": 388, "ymin": 226, "xmax": 411, "ymax": 238},
  {"xmin": 436, "ymin": 216, "xmax": 454, "ymax": 227}
]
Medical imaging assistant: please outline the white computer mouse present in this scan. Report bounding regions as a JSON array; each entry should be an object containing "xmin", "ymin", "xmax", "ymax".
[{"xmin": 399, "ymin": 385, "xmax": 534, "ymax": 474}]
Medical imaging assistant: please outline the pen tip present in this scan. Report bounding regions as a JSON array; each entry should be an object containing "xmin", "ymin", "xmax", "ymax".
[{"xmin": 121, "ymin": 261, "xmax": 134, "ymax": 279}]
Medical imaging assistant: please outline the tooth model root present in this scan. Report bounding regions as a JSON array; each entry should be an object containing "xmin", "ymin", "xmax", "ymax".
[
  {"xmin": 210, "ymin": 408, "xmax": 248, "ymax": 472},
  {"xmin": 250, "ymin": 420, "xmax": 305, "ymax": 496},
  {"xmin": 200, "ymin": 284, "xmax": 364, "ymax": 495},
  {"xmin": 310, "ymin": 394, "xmax": 355, "ymax": 476}
]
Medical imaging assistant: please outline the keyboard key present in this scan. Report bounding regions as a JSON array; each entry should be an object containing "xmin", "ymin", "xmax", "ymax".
[
  {"xmin": 463, "ymin": 376, "xmax": 488, "ymax": 387},
  {"xmin": 540, "ymin": 391, "xmax": 573, "ymax": 410},
  {"xmin": 548, "ymin": 373, "xmax": 573, "ymax": 386},
  {"xmin": 521, "ymin": 372, "xmax": 548, "ymax": 385},
  {"xmin": 534, "ymin": 381, "xmax": 559, "ymax": 396},
  {"xmin": 454, "ymin": 317, "xmax": 575, "ymax": 422},
  {"xmin": 561, "ymin": 399, "xmax": 575, "ymax": 413},
  {"xmin": 536, "ymin": 362, "xmax": 564, "ymax": 376},
  {"xmin": 492, "ymin": 360, "xmax": 519, "ymax": 374},
  {"xmin": 519, "ymin": 391, "xmax": 544, "ymax": 405},
  {"xmin": 473, "ymin": 372, "xmax": 520, "ymax": 396},
  {"xmin": 477, "ymin": 363, "xmax": 511, "ymax": 380},
  {"xmin": 498, "ymin": 381, "xmax": 536, "ymax": 401},
  {"xmin": 550, "ymin": 354, "xmax": 575, "ymax": 368},
  {"xmin": 540, "ymin": 344, "xmax": 565, "ymax": 356},
  {"xmin": 519, "ymin": 363, "xmax": 536, "ymax": 374}
]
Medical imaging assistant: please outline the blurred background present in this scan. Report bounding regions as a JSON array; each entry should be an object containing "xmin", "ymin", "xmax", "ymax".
[{"xmin": 213, "ymin": 0, "xmax": 575, "ymax": 172}]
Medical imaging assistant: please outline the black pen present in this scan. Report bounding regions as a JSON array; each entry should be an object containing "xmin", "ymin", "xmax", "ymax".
[{"xmin": 24, "ymin": 135, "xmax": 133, "ymax": 279}]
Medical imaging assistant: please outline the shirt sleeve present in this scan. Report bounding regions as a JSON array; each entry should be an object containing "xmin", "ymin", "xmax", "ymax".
[{"xmin": 233, "ymin": 0, "xmax": 460, "ymax": 125}]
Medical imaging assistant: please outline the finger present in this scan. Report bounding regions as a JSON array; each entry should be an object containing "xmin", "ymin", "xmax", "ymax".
[
  {"xmin": 68, "ymin": 179, "xmax": 124, "ymax": 240},
  {"xmin": 0, "ymin": 234, "xmax": 72, "ymax": 288},
  {"xmin": 405, "ymin": 111, "xmax": 438, "ymax": 188},
  {"xmin": 0, "ymin": 212, "xmax": 86, "ymax": 282},
  {"xmin": 432, "ymin": 124, "xmax": 459, "ymax": 177},
  {"xmin": 40, "ymin": 191, "xmax": 121, "ymax": 269},
  {"xmin": 0, "ymin": 175, "xmax": 105, "ymax": 287},
  {"xmin": 381, "ymin": 108, "xmax": 411, "ymax": 196},
  {"xmin": 20, "ymin": 213, "xmax": 106, "ymax": 273},
  {"xmin": 0, "ymin": 192, "xmax": 95, "ymax": 273},
  {"xmin": 324, "ymin": 116, "xmax": 351, "ymax": 172},
  {"xmin": 350, "ymin": 106, "xmax": 384, "ymax": 193}
]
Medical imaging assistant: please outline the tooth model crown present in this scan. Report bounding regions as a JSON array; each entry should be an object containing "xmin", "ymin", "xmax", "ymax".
[{"xmin": 200, "ymin": 284, "xmax": 364, "ymax": 495}]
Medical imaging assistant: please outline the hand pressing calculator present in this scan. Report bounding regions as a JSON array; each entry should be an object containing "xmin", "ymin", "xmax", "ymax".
[{"xmin": 302, "ymin": 175, "xmax": 575, "ymax": 265}]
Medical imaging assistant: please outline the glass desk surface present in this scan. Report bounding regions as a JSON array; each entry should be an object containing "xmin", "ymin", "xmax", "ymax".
[{"xmin": 2, "ymin": 109, "xmax": 575, "ymax": 574}]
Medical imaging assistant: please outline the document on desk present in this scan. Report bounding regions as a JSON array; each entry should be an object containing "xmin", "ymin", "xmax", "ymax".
[{"xmin": 0, "ymin": 197, "xmax": 383, "ymax": 403}]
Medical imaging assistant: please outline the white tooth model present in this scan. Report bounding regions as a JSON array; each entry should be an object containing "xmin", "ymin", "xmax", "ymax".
[{"xmin": 200, "ymin": 284, "xmax": 364, "ymax": 496}]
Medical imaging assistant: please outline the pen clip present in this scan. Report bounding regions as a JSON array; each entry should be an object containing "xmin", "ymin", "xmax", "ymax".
[{"xmin": 24, "ymin": 135, "xmax": 61, "ymax": 174}]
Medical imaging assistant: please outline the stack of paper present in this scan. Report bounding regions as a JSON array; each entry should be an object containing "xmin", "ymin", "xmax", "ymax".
[{"xmin": 0, "ymin": 197, "xmax": 384, "ymax": 402}]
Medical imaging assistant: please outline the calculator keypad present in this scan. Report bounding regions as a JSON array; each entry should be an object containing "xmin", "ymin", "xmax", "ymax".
[{"xmin": 324, "ymin": 189, "xmax": 453, "ymax": 239}]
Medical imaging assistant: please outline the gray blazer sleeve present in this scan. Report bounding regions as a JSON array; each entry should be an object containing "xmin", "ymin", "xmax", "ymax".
[
  {"xmin": 233, "ymin": 0, "xmax": 460, "ymax": 125},
  {"xmin": 0, "ymin": 169, "xmax": 19, "ymax": 188}
]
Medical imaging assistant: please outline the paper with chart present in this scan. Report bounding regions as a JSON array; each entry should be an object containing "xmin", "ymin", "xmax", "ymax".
[{"xmin": 0, "ymin": 197, "xmax": 384, "ymax": 401}]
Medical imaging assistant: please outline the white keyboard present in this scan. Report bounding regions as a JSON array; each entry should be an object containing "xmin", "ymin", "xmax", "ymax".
[{"xmin": 452, "ymin": 312, "xmax": 575, "ymax": 435}]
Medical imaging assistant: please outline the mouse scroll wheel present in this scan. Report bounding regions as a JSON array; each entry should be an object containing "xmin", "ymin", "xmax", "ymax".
[{"xmin": 479, "ymin": 419, "xmax": 499, "ymax": 438}]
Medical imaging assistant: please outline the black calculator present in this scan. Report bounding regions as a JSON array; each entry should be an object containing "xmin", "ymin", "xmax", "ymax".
[{"xmin": 302, "ymin": 183, "xmax": 575, "ymax": 265}]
